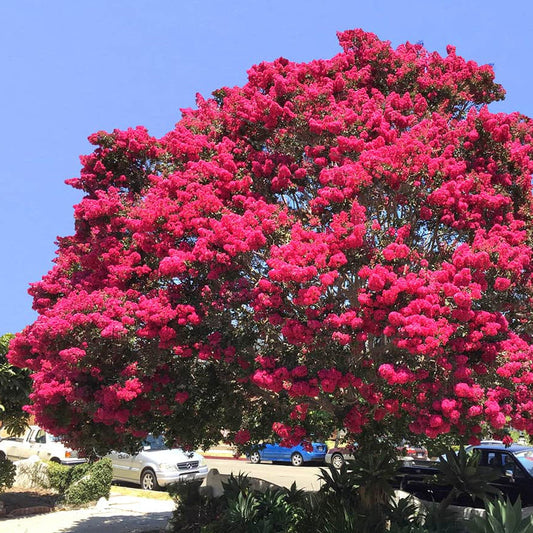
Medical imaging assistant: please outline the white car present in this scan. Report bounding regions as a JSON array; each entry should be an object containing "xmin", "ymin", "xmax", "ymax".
[
  {"xmin": 108, "ymin": 435, "xmax": 208, "ymax": 490},
  {"xmin": 0, "ymin": 425, "xmax": 85, "ymax": 465}
]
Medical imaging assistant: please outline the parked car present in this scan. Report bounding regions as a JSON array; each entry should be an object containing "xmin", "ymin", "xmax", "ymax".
[
  {"xmin": 325, "ymin": 441, "xmax": 428, "ymax": 469},
  {"xmin": 0, "ymin": 425, "xmax": 85, "ymax": 465},
  {"xmin": 107, "ymin": 434, "xmax": 208, "ymax": 490},
  {"xmin": 398, "ymin": 442, "xmax": 533, "ymax": 506},
  {"xmin": 248, "ymin": 441, "xmax": 327, "ymax": 466}
]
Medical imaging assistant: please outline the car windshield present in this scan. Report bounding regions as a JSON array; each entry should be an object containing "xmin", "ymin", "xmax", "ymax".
[
  {"xmin": 142, "ymin": 435, "xmax": 168, "ymax": 451},
  {"xmin": 512, "ymin": 450, "xmax": 533, "ymax": 475}
]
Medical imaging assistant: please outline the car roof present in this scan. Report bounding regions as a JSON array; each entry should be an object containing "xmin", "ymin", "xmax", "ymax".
[{"xmin": 471, "ymin": 443, "xmax": 533, "ymax": 453}]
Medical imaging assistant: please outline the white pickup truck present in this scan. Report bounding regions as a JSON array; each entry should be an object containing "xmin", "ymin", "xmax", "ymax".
[{"xmin": 0, "ymin": 425, "xmax": 85, "ymax": 465}]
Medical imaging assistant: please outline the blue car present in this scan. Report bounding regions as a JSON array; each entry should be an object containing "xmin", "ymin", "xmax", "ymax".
[{"xmin": 249, "ymin": 442, "xmax": 327, "ymax": 466}]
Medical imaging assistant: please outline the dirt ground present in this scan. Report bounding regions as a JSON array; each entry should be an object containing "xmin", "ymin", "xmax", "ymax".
[{"xmin": 0, "ymin": 487, "xmax": 62, "ymax": 515}]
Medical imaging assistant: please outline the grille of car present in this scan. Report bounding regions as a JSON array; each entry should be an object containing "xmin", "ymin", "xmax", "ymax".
[{"xmin": 177, "ymin": 461, "xmax": 199, "ymax": 470}]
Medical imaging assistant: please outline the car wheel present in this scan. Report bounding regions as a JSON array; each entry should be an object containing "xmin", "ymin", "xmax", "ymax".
[
  {"xmin": 331, "ymin": 453, "xmax": 345, "ymax": 469},
  {"xmin": 249, "ymin": 451, "xmax": 261, "ymax": 464},
  {"xmin": 140, "ymin": 468, "xmax": 160, "ymax": 491},
  {"xmin": 0, "ymin": 451, "xmax": 5, "ymax": 461},
  {"xmin": 291, "ymin": 452, "xmax": 304, "ymax": 467}
]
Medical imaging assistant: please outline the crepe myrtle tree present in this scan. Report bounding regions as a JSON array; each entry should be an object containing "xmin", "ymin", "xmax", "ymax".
[{"xmin": 8, "ymin": 29, "xmax": 533, "ymax": 455}]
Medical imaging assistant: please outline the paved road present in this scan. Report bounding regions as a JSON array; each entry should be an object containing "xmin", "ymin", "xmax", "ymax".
[{"xmin": 204, "ymin": 457, "xmax": 325, "ymax": 491}]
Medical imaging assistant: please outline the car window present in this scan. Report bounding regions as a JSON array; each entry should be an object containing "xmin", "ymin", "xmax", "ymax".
[
  {"xmin": 30, "ymin": 429, "xmax": 46, "ymax": 444},
  {"xmin": 487, "ymin": 451, "xmax": 504, "ymax": 467},
  {"xmin": 142, "ymin": 435, "xmax": 168, "ymax": 451},
  {"xmin": 485, "ymin": 451, "xmax": 526, "ymax": 478},
  {"xmin": 513, "ymin": 451, "xmax": 533, "ymax": 476}
]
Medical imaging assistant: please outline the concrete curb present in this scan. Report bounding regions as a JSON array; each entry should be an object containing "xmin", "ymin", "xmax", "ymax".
[{"xmin": 202, "ymin": 454, "xmax": 247, "ymax": 461}]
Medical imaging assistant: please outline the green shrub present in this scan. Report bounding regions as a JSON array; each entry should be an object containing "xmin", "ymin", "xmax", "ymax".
[
  {"xmin": 47, "ymin": 458, "xmax": 112, "ymax": 505},
  {"xmin": 46, "ymin": 461, "xmax": 72, "ymax": 493},
  {"xmin": 69, "ymin": 462, "xmax": 91, "ymax": 485},
  {"xmin": 64, "ymin": 458, "xmax": 112, "ymax": 505},
  {"xmin": 0, "ymin": 457, "xmax": 15, "ymax": 492},
  {"xmin": 467, "ymin": 496, "xmax": 533, "ymax": 533},
  {"xmin": 47, "ymin": 460, "xmax": 95, "ymax": 495}
]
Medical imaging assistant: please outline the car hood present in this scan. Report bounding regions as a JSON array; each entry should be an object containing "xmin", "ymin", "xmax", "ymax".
[{"xmin": 137, "ymin": 449, "xmax": 202, "ymax": 462}]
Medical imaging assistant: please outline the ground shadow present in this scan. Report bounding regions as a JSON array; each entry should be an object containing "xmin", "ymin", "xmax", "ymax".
[{"xmin": 54, "ymin": 510, "xmax": 172, "ymax": 533}]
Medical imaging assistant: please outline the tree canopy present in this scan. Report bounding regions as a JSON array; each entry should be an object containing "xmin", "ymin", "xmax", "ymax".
[
  {"xmin": 8, "ymin": 29, "xmax": 533, "ymax": 454},
  {"xmin": 0, "ymin": 333, "xmax": 30, "ymax": 435}
]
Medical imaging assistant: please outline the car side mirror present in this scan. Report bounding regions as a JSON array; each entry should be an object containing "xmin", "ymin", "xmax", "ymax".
[{"xmin": 504, "ymin": 469, "xmax": 515, "ymax": 482}]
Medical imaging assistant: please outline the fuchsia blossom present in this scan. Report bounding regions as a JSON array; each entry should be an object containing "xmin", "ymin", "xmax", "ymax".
[
  {"xmin": 234, "ymin": 429, "xmax": 251, "ymax": 445},
  {"xmin": 290, "ymin": 403, "xmax": 309, "ymax": 420},
  {"xmin": 502, "ymin": 435, "xmax": 513, "ymax": 447},
  {"xmin": 174, "ymin": 391, "xmax": 189, "ymax": 404},
  {"xmin": 494, "ymin": 277, "xmax": 511, "ymax": 291},
  {"xmin": 7, "ymin": 29, "xmax": 533, "ymax": 453}
]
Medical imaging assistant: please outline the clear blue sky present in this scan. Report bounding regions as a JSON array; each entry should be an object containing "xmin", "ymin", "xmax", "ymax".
[{"xmin": 1, "ymin": 0, "xmax": 532, "ymax": 334}]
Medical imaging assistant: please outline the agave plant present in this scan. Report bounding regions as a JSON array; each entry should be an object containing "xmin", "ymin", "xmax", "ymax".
[
  {"xmin": 221, "ymin": 472, "xmax": 252, "ymax": 500},
  {"xmin": 317, "ymin": 447, "xmax": 401, "ymax": 532},
  {"xmin": 225, "ymin": 491, "xmax": 260, "ymax": 530},
  {"xmin": 467, "ymin": 496, "xmax": 533, "ymax": 533},
  {"xmin": 316, "ymin": 501, "xmax": 361, "ymax": 533},
  {"xmin": 318, "ymin": 461, "xmax": 360, "ymax": 503},
  {"xmin": 435, "ymin": 445, "xmax": 501, "ymax": 514},
  {"xmin": 346, "ymin": 446, "xmax": 400, "ymax": 512},
  {"xmin": 387, "ymin": 495, "xmax": 423, "ymax": 529},
  {"xmin": 419, "ymin": 503, "xmax": 464, "ymax": 533},
  {"xmin": 215, "ymin": 476, "xmax": 307, "ymax": 533},
  {"xmin": 283, "ymin": 481, "xmax": 306, "ymax": 505}
]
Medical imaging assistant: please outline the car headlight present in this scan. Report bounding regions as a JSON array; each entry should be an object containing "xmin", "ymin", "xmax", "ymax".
[
  {"xmin": 158, "ymin": 463, "xmax": 175, "ymax": 471},
  {"xmin": 198, "ymin": 456, "xmax": 206, "ymax": 466}
]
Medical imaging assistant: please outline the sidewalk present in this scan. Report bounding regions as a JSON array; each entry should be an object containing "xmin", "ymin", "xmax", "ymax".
[{"xmin": 2, "ymin": 488, "xmax": 175, "ymax": 533}]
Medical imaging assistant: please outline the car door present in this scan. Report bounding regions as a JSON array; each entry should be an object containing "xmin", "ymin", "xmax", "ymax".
[
  {"xmin": 260, "ymin": 443, "xmax": 278, "ymax": 461},
  {"xmin": 109, "ymin": 450, "xmax": 135, "ymax": 482},
  {"xmin": 127, "ymin": 451, "xmax": 144, "ymax": 483},
  {"xmin": 262, "ymin": 443, "xmax": 289, "ymax": 462},
  {"xmin": 483, "ymin": 451, "xmax": 523, "ymax": 503},
  {"xmin": 22, "ymin": 428, "xmax": 45, "ymax": 460},
  {"xmin": 500, "ymin": 453, "xmax": 532, "ymax": 504},
  {"xmin": 267, "ymin": 442, "xmax": 292, "ymax": 462},
  {"xmin": 35, "ymin": 432, "xmax": 56, "ymax": 462},
  {"xmin": 509, "ymin": 450, "xmax": 533, "ymax": 505}
]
